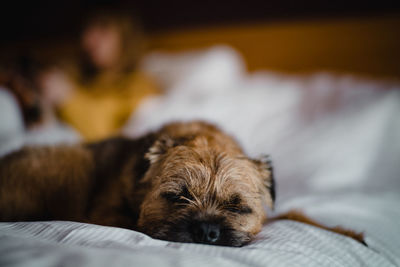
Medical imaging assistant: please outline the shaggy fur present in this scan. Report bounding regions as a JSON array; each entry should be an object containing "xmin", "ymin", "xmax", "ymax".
[{"xmin": 0, "ymin": 121, "xmax": 364, "ymax": 246}]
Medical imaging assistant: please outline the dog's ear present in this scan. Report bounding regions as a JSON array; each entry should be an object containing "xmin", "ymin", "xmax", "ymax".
[
  {"xmin": 145, "ymin": 135, "xmax": 189, "ymax": 164},
  {"xmin": 145, "ymin": 135, "xmax": 174, "ymax": 164},
  {"xmin": 251, "ymin": 155, "xmax": 275, "ymax": 209}
]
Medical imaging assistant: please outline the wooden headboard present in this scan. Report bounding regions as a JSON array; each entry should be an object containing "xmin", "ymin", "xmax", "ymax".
[{"xmin": 147, "ymin": 16, "xmax": 400, "ymax": 79}]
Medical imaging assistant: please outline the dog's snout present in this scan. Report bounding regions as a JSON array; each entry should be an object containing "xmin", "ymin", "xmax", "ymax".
[{"xmin": 192, "ymin": 222, "xmax": 220, "ymax": 244}]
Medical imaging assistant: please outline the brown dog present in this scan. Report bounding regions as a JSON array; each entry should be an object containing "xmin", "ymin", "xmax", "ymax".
[{"xmin": 0, "ymin": 121, "xmax": 364, "ymax": 246}]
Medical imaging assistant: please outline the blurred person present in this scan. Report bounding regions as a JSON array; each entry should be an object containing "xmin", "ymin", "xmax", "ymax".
[
  {"xmin": 0, "ymin": 55, "xmax": 56, "ymax": 129},
  {"xmin": 0, "ymin": 55, "xmax": 79, "ymax": 156},
  {"xmin": 50, "ymin": 9, "xmax": 159, "ymax": 141},
  {"xmin": 0, "ymin": 56, "xmax": 41, "ymax": 128},
  {"xmin": 0, "ymin": 55, "xmax": 77, "ymax": 129}
]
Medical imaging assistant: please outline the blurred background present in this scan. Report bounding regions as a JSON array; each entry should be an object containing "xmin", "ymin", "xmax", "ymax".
[
  {"xmin": 1, "ymin": 0, "xmax": 400, "ymax": 77},
  {"xmin": 0, "ymin": 0, "xmax": 400, "ymax": 147},
  {"xmin": 1, "ymin": 0, "xmax": 400, "ymax": 233}
]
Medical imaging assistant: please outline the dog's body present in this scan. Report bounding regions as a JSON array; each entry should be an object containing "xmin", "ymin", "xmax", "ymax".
[
  {"xmin": 0, "ymin": 121, "xmax": 274, "ymax": 246},
  {"xmin": 0, "ymin": 134, "xmax": 159, "ymax": 228},
  {"xmin": 0, "ymin": 121, "xmax": 364, "ymax": 246}
]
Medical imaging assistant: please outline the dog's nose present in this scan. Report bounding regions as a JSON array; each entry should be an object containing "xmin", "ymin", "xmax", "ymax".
[{"xmin": 192, "ymin": 222, "xmax": 220, "ymax": 244}]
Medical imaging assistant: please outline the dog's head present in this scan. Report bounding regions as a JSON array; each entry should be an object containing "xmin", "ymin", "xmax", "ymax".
[{"xmin": 137, "ymin": 122, "xmax": 275, "ymax": 247}]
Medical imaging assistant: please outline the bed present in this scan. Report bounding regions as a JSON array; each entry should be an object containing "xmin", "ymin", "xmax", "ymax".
[{"xmin": 1, "ymin": 46, "xmax": 399, "ymax": 267}]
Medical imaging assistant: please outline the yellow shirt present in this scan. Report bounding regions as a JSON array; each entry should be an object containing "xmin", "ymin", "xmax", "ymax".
[{"xmin": 59, "ymin": 71, "xmax": 158, "ymax": 141}]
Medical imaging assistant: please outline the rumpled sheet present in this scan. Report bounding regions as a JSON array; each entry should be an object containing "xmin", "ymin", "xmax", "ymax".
[
  {"xmin": 1, "ymin": 192, "xmax": 399, "ymax": 267},
  {"xmin": 1, "ymin": 46, "xmax": 400, "ymax": 266}
]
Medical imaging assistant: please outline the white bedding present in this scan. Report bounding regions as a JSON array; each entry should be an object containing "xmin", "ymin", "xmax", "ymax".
[{"xmin": 1, "ymin": 46, "xmax": 399, "ymax": 266}]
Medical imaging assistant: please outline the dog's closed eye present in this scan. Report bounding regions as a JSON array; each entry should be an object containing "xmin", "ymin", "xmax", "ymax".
[
  {"xmin": 161, "ymin": 186, "xmax": 193, "ymax": 204},
  {"xmin": 223, "ymin": 194, "xmax": 253, "ymax": 214}
]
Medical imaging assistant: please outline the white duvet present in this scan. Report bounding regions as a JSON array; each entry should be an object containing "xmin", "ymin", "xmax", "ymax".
[{"xmin": 1, "ymin": 46, "xmax": 399, "ymax": 267}]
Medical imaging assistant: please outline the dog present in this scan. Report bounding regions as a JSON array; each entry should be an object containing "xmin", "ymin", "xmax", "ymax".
[{"xmin": 0, "ymin": 121, "xmax": 365, "ymax": 246}]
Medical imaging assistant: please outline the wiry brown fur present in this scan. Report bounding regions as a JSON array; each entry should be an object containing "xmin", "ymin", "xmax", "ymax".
[
  {"xmin": 0, "ymin": 121, "xmax": 273, "ymax": 246},
  {"xmin": 0, "ymin": 121, "xmax": 365, "ymax": 246},
  {"xmin": 0, "ymin": 134, "xmax": 156, "ymax": 228},
  {"xmin": 138, "ymin": 122, "xmax": 274, "ymax": 246}
]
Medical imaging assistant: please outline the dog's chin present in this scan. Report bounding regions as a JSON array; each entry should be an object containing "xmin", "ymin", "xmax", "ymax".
[{"xmin": 150, "ymin": 225, "xmax": 252, "ymax": 247}]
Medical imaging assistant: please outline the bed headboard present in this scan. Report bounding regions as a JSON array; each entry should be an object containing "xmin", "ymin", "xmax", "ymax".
[{"xmin": 147, "ymin": 16, "xmax": 400, "ymax": 79}]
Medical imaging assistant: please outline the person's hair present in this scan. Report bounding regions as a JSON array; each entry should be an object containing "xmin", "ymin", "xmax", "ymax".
[{"xmin": 80, "ymin": 9, "xmax": 145, "ymax": 84}]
